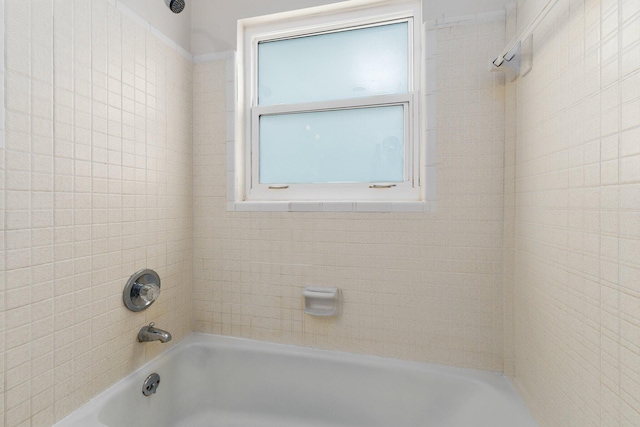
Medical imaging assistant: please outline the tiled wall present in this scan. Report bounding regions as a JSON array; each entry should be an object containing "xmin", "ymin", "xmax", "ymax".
[
  {"xmin": 502, "ymin": 2, "xmax": 519, "ymax": 379},
  {"xmin": 511, "ymin": 0, "xmax": 640, "ymax": 424},
  {"xmin": 1, "ymin": 90, "xmax": 5, "ymax": 427},
  {"xmin": 0, "ymin": 1, "xmax": 6, "ymax": 421},
  {"xmin": 2, "ymin": 1, "xmax": 193, "ymax": 425},
  {"xmin": 193, "ymin": 16, "xmax": 508, "ymax": 371}
]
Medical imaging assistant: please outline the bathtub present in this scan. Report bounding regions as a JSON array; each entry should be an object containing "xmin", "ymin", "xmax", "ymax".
[{"xmin": 54, "ymin": 333, "xmax": 537, "ymax": 427}]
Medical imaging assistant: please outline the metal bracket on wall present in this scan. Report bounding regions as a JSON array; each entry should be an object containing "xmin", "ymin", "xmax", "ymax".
[{"xmin": 489, "ymin": 34, "xmax": 533, "ymax": 81}]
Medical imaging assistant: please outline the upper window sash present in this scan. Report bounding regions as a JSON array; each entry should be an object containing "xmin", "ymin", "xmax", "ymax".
[
  {"xmin": 243, "ymin": 6, "xmax": 422, "ymax": 109},
  {"xmin": 255, "ymin": 18, "xmax": 413, "ymax": 107}
]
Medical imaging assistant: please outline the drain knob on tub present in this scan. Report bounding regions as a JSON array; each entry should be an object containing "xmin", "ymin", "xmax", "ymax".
[{"xmin": 142, "ymin": 373, "xmax": 161, "ymax": 396}]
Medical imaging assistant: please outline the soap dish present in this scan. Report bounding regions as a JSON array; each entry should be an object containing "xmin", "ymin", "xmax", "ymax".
[{"xmin": 302, "ymin": 287, "xmax": 340, "ymax": 317}]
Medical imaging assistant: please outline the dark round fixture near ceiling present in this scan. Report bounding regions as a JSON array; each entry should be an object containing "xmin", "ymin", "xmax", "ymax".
[{"xmin": 165, "ymin": 0, "xmax": 185, "ymax": 14}]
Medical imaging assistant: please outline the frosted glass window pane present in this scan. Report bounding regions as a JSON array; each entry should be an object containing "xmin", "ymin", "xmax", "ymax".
[
  {"xmin": 259, "ymin": 106, "xmax": 404, "ymax": 184},
  {"xmin": 258, "ymin": 22, "xmax": 408, "ymax": 106}
]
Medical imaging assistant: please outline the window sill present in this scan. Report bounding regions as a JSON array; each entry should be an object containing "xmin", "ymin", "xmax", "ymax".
[{"xmin": 228, "ymin": 201, "xmax": 434, "ymax": 213}]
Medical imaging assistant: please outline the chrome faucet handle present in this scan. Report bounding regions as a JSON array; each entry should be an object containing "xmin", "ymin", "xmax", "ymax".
[{"xmin": 148, "ymin": 322, "xmax": 156, "ymax": 328}]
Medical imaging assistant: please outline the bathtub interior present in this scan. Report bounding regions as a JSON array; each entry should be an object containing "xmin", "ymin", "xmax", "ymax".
[{"xmin": 58, "ymin": 334, "xmax": 537, "ymax": 427}]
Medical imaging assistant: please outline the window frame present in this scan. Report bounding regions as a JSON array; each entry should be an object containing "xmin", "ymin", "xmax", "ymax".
[{"xmin": 237, "ymin": 0, "xmax": 424, "ymax": 205}]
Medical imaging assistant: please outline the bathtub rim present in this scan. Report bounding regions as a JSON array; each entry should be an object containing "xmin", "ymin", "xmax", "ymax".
[{"xmin": 53, "ymin": 332, "xmax": 534, "ymax": 427}]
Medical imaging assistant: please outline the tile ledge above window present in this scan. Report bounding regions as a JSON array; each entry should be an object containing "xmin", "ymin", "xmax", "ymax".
[{"xmin": 228, "ymin": 201, "xmax": 435, "ymax": 213}]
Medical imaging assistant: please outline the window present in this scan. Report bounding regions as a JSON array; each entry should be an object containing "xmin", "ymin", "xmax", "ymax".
[{"xmin": 236, "ymin": 1, "xmax": 425, "ymax": 209}]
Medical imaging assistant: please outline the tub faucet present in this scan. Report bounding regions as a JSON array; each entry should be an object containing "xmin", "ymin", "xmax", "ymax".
[{"xmin": 138, "ymin": 322, "xmax": 172, "ymax": 343}]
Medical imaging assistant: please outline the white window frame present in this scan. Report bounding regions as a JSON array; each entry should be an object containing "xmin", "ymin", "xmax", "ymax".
[{"xmin": 236, "ymin": 0, "xmax": 426, "ymax": 210}]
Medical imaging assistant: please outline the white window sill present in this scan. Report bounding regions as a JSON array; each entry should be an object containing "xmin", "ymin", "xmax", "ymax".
[{"xmin": 228, "ymin": 201, "xmax": 435, "ymax": 213}]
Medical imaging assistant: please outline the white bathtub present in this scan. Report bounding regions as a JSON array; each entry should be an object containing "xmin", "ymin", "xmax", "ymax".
[{"xmin": 54, "ymin": 333, "xmax": 537, "ymax": 427}]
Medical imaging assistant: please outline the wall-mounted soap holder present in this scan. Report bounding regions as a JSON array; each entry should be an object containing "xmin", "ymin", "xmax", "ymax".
[
  {"xmin": 303, "ymin": 287, "xmax": 340, "ymax": 317},
  {"xmin": 123, "ymin": 269, "xmax": 161, "ymax": 312}
]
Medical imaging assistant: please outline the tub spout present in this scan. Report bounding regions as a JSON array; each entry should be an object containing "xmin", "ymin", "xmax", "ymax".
[{"xmin": 138, "ymin": 322, "xmax": 172, "ymax": 343}]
